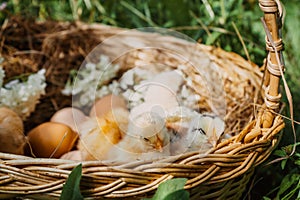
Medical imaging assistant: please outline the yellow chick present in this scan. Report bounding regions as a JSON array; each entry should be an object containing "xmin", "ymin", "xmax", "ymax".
[
  {"xmin": 109, "ymin": 110, "xmax": 171, "ymax": 162},
  {"xmin": 78, "ymin": 108, "xmax": 129, "ymax": 161}
]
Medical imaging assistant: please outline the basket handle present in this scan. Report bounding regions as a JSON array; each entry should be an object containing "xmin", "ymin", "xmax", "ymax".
[{"xmin": 259, "ymin": 0, "xmax": 285, "ymax": 128}]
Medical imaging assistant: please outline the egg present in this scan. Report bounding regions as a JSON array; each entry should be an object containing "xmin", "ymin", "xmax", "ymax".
[
  {"xmin": 27, "ymin": 122, "xmax": 78, "ymax": 158},
  {"xmin": 144, "ymin": 70, "xmax": 182, "ymax": 111},
  {"xmin": 89, "ymin": 94, "xmax": 127, "ymax": 118},
  {"xmin": 60, "ymin": 150, "xmax": 82, "ymax": 161},
  {"xmin": 0, "ymin": 107, "xmax": 26, "ymax": 155},
  {"xmin": 50, "ymin": 107, "xmax": 88, "ymax": 133}
]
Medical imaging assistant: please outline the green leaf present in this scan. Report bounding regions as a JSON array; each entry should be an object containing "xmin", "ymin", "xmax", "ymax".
[
  {"xmin": 294, "ymin": 153, "xmax": 300, "ymax": 158},
  {"xmin": 281, "ymin": 159, "xmax": 288, "ymax": 170},
  {"xmin": 294, "ymin": 159, "xmax": 300, "ymax": 166},
  {"xmin": 282, "ymin": 179, "xmax": 300, "ymax": 200},
  {"xmin": 144, "ymin": 178, "xmax": 188, "ymax": 200},
  {"xmin": 262, "ymin": 197, "xmax": 272, "ymax": 200},
  {"xmin": 60, "ymin": 164, "xmax": 84, "ymax": 200},
  {"xmin": 276, "ymin": 174, "xmax": 300, "ymax": 199},
  {"xmin": 164, "ymin": 189, "xmax": 190, "ymax": 200},
  {"xmin": 273, "ymin": 149, "xmax": 287, "ymax": 157},
  {"xmin": 206, "ymin": 32, "xmax": 222, "ymax": 45}
]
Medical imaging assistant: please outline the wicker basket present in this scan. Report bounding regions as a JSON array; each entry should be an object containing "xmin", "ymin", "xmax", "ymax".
[{"xmin": 0, "ymin": 0, "xmax": 286, "ymax": 199}]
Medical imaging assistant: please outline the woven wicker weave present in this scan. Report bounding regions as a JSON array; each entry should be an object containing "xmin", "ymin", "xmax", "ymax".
[{"xmin": 0, "ymin": 0, "xmax": 285, "ymax": 199}]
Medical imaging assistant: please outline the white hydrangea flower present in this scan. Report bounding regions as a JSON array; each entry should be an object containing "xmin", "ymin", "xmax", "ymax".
[
  {"xmin": 96, "ymin": 85, "xmax": 110, "ymax": 99},
  {"xmin": 0, "ymin": 68, "xmax": 46, "ymax": 119},
  {"xmin": 177, "ymin": 83, "xmax": 201, "ymax": 108},
  {"xmin": 108, "ymin": 80, "xmax": 122, "ymax": 95},
  {"xmin": 62, "ymin": 55, "xmax": 201, "ymax": 113},
  {"xmin": 62, "ymin": 55, "xmax": 120, "ymax": 108}
]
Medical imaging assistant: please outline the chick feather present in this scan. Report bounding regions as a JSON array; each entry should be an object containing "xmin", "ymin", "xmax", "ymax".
[
  {"xmin": 108, "ymin": 110, "xmax": 171, "ymax": 162},
  {"xmin": 166, "ymin": 107, "xmax": 225, "ymax": 155},
  {"xmin": 185, "ymin": 113, "xmax": 225, "ymax": 152},
  {"xmin": 78, "ymin": 108, "xmax": 129, "ymax": 161}
]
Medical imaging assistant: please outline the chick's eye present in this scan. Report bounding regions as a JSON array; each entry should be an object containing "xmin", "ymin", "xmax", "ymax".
[{"xmin": 143, "ymin": 137, "xmax": 150, "ymax": 142}]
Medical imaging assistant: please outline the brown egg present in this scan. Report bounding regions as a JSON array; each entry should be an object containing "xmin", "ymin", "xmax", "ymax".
[
  {"xmin": 27, "ymin": 122, "xmax": 78, "ymax": 158},
  {"xmin": 50, "ymin": 107, "xmax": 88, "ymax": 133},
  {"xmin": 0, "ymin": 107, "xmax": 26, "ymax": 155},
  {"xmin": 89, "ymin": 94, "xmax": 127, "ymax": 118}
]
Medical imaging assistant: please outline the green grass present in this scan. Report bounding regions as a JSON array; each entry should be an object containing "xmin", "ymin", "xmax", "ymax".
[{"xmin": 1, "ymin": 0, "xmax": 299, "ymax": 199}]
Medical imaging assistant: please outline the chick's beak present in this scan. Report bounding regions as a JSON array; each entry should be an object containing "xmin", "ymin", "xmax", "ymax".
[{"xmin": 155, "ymin": 136, "xmax": 164, "ymax": 152}]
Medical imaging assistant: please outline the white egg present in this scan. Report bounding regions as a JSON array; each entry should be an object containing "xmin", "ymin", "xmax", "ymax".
[
  {"xmin": 144, "ymin": 70, "xmax": 183, "ymax": 110},
  {"xmin": 50, "ymin": 107, "xmax": 88, "ymax": 133},
  {"xmin": 60, "ymin": 150, "xmax": 82, "ymax": 161}
]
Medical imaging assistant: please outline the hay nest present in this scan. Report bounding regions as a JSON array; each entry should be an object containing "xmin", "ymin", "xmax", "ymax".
[
  {"xmin": 0, "ymin": 17, "xmax": 262, "ymax": 134},
  {"xmin": 1, "ymin": 17, "xmax": 110, "ymax": 131}
]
